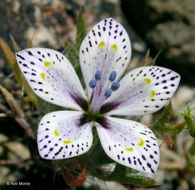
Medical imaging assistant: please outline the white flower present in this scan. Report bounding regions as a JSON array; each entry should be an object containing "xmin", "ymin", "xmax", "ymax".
[{"xmin": 15, "ymin": 18, "xmax": 180, "ymax": 174}]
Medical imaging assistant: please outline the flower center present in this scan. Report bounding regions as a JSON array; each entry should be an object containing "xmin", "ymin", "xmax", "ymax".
[
  {"xmin": 79, "ymin": 110, "xmax": 103, "ymax": 126},
  {"xmin": 88, "ymin": 70, "xmax": 120, "ymax": 114}
]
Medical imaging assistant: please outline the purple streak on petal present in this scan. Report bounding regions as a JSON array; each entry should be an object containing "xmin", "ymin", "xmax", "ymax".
[
  {"xmin": 96, "ymin": 116, "xmax": 110, "ymax": 129},
  {"xmin": 70, "ymin": 93, "xmax": 88, "ymax": 111},
  {"xmin": 100, "ymin": 102, "xmax": 121, "ymax": 114},
  {"xmin": 79, "ymin": 114, "xmax": 90, "ymax": 127}
]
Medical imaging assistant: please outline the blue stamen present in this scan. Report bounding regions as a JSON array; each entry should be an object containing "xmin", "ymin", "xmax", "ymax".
[
  {"xmin": 95, "ymin": 71, "xmax": 102, "ymax": 81},
  {"xmin": 104, "ymin": 89, "xmax": 112, "ymax": 98},
  {"xmin": 111, "ymin": 82, "xmax": 120, "ymax": 91},
  {"xmin": 109, "ymin": 71, "xmax": 117, "ymax": 82},
  {"xmin": 89, "ymin": 80, "xmax": 97, "ymax": 88}
]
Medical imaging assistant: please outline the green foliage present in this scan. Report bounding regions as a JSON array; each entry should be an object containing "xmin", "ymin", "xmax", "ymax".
[
  {"xmin": 64, "ymin": 42, "xmax": 82, "ymax": 79},
  {"xmin": 182, "ymin": 106, "xmax": 195, "ymax": 138},
  {"xmin": 64, "ymin": 42, "xmax": 79, "ymax": 68},
  {"xmin": 36, "ymin": 98, "xmax": 65, "ymax": 115},
  {"xmin": 188, "ymin": 141, "xmax": 195, "ymax": 168},
  {"xmin": 77, "ymin": 140, "xmax": 113, "ymax": 168},
  {"xmin": 103, "ymin": 164, "xmax": 155, "ymax": 186},
  {"xmin": 64, "ymin": 13, "xmax": 86, "ymax": 85},
  {"xmin": 76, "ymin": 12, "xmax": 87, "ymax": 51},
  {"xmin": 151, "ymin": 102, "xmax": 172, "ymax": 132},
  {"xmin": 89, "ymin": 163, "xmax": 155, "ymax": 187},
  {"xmin": 151, "ymin": 101, "xmax": 185, "ymax": 139}
]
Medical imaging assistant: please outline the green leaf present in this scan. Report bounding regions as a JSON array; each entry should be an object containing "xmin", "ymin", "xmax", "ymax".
[
  {"xmin": 92, "ymin": 164, "xmax": 155, "ymax": 187},
  {"xmin": 64, "ymin": 42, "xmax": 83, "ymax": 84},
  {"xmin": 182, "ymin": 106, "xmax": 195, "ymax": 138},
  {"xmin": 64, "ymin": 13, "xmax": 86, "ymax": 84},
  {"xmin": 64, "ymin": 43, "xmax": 79, "ymax": 67},
  {"xmin": 36, "ymin": 98, "xmax": 64, "ymax": 115},
  {"xmin": 77, "ymin": 129, "xmax": 113, "ymax": 168},
  {"xmin": 76, "ymin": 12, "xmax": 86, "ymax": 51},
  {"xmin": 151, "ymin": 102, "xmax": 172, "ymax": 132},
  {"xmin": 188, "ymin": 141, "xmax": 195, "ymax": 167},
  {"xmin": 163, "ymin": 122, "xmax": 185, "ymax": 136},
  {"xmin": 106, "ymin": 164, "xmax": 155, "ymax": 186},
  {"xmin": 190, "ymin": 141, "xmax": 195, "ymax": 155}
]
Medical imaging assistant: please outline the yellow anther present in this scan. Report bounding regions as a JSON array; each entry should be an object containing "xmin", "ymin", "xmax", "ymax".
[
  {"xmin": 125, "ymin": 147, "xmax": 133, "ymax": 152},
  {"xmin": 111, "ymin": 44, "xmax": 118, "ymax": 52},
  {"xmin": 98, "ymin": 41, "xmax": 106, "ymax": 48},
  {"xmin": 143, "ymin": 78, "xmax": 151, "ymax": 85},
  {"xmin": 44, "ymin": 61, "xmax": 53, "ymax": 67},
  {"xmin": 138, "ymin": 139, "xmax": 144, "ymax": 147},
  {"xmin": 63, "ymin": 140, "xmax": 72, "ymax": 144},
  {"xmin": 54, "ymin": 129, "xmax": 59, "ymax": 136},
  {"xmin": 41, "ymin": 73, "xmax": 46, "ymax": 80},
  {"xmin": 150, "ymin": 90, "xmax": 156, "ymax": 98}
]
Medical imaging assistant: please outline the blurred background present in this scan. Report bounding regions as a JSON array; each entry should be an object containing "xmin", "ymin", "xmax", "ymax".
[{"xmin": 0, "ymin": 0, "xmax": 195, "ymax": 189}]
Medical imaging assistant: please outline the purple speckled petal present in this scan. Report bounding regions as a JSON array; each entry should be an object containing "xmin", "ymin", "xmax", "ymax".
[
  {"xmin": 95, "ymin": 116, "xmax": 159, "ymax": 174},
  {"xmin": 103, "ymin": 66, "xmax": 180, "ymax": 116},
  {"xmin": 16, "ymin": 48, "xmax": 87, "ymax": 110},
  {"xmin": 37, "ymin": 111, "xmax": 93, "ymax": 160},
  {"xmin": 80, "ymin": 18, "xmax": 131, "ymax": 102}
]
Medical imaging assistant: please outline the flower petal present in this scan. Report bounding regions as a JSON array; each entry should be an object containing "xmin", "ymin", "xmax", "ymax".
[
  {"xmin": 80, "ymin": 18, "xmax": 131, "ymax": 99},
  {"xmin": 102, "ymin": 66, "xmax": 180, "ymax": 116},
  {"xmin": 95, "ymin": 116, "xmax": 159, "ymax": 174},
  {"xmin": 37, "ymin": 111, "xmax": 93, "ymax": 160},
  {"xmin": 16, "ymin": 48, "xmax": 87, "ymax": 110}
]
